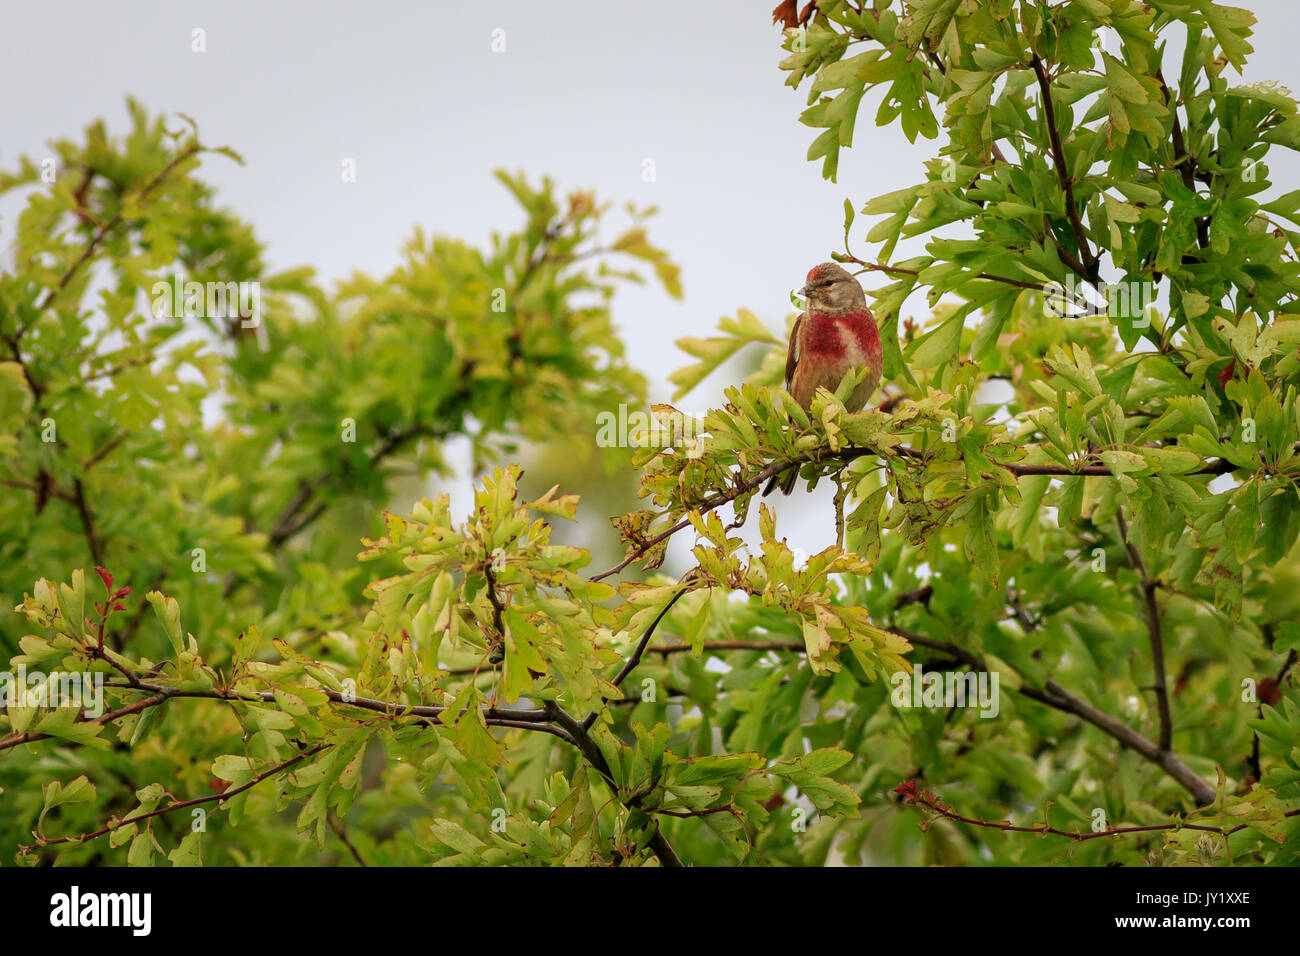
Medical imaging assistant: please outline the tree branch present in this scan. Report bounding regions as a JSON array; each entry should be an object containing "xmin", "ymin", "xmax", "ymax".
[
  {"xmin": 890, "ymin": 626, "xmax": 1215, "ymax": 804},
  {"xmin": 544, "ymin": 702, "xmax": 684, "ymax": 867},
  {"xmin": 483, "ymin": 562, "xmax": 508, "ymax": 665},
  {"xmin": 0, "ymin": 679, "xmax": 553, "ymax": 754},
  {"xmin": 1031, "ymin": 55, "xmax": 1098, "ymax": 283},
  {"xmin": 1028, "ymin": 679, "xmax": 1213, "ymax": 804},
  {"xmin": 650, "ymin": 639, "xmax": 807, "ymax": 656},
  {"xmin": 591, "ymin": 440, "xmax": 1240, "ymax": 583},
  {"xmin": 34, "ymin": 142, "xmax": 204, "ymax": 318},
  {"xmin": 264, "ymin": 423, "xmax": 433, "ymax": 552},
  {"xmin": 1154, "ymin": 67, "xmax": 1210, "ymax": 252},
  {"xmin": 25, "ymin": 743, "xmax": 329, "ymax": 850},
  {"xmin": 1116, "ymin": 508, "xmax": 1173, "ymax": 751},
  {"xmin": 583, "ymin": 585, "xmax": 689, "ymax": 730},
  {"xmin": 71, "ymin": 478, "xmax": 105, "ymax": 568},
  {"xmin": 895, "ymin": 779, "xmax": 1295, "ymax": 842}
]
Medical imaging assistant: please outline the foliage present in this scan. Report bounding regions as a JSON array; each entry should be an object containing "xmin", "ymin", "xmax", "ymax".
[{"xmin": 4, "ymin": 0, "xmax": 1300, "ymax": 866}]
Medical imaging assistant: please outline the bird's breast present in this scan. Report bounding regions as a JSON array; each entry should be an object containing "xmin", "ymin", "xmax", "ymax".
[{"xmin": 804, "ymin": 312, "xmax": 881, "ymax": 368}]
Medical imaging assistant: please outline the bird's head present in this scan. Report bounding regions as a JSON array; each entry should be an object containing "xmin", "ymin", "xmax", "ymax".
[{"xmin": 799, "ymin": 262, "xmax": 866, "ymax": 312}]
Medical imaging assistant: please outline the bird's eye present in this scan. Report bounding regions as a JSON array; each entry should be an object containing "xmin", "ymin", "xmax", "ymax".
[{"xmin": 822, "ymin": 280, "xmax": 833, "ymax": 286}]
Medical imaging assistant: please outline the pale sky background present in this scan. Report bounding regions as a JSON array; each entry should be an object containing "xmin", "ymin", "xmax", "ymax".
[{"xmin": 3, "ymin": 0, "xmax": 1299, "ymax": 565}]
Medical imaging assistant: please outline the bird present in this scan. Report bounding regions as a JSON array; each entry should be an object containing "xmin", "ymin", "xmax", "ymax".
[{"xmin": 764, "ymin": 262, "xmax": 883, "ymax": 495}]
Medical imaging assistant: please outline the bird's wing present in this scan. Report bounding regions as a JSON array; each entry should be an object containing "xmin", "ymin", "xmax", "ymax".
[{"xmin": 784, "ymin": 312, "xmax": 805, "ymax": 388}]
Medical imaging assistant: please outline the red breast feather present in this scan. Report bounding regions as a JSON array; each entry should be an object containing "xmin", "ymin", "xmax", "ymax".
[
  {"xmin": 803, "ymin": 311, "xmax": 880, "ymax": 365},
  {"xmin": 797, "ymin": 310, "xmax": 882, "ymax": 411}
]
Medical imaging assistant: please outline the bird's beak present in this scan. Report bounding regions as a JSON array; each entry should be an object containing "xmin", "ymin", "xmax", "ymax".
[{"xmin": 798, "ymin": 284, "xmax": 813, "ymax": 297}]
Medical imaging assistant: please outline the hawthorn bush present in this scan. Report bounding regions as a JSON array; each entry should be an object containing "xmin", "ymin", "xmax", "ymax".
[{"xmin": 3, "ymin": 0, "xmax": 1299, "ymax": 867}]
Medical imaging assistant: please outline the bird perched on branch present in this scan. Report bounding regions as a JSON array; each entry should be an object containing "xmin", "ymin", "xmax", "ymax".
[{"xmin": 764, "ymin": 262, "xmax": 882, "ymax": 495}]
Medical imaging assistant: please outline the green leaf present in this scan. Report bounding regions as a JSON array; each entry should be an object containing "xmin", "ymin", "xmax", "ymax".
[
  {"xmin": 42, "ymin": 774, "xmax": 97, "ymax": 812},
  {"xmin": 147, "ymin": 590, "xmax": 185, "ymax": 655},
  {"xmin": 168, "ymin": 831, "xmax": 204, "ymax": 867}
]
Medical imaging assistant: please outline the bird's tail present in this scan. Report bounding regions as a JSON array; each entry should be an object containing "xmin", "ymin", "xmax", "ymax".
[{"xmin": 762, "ymin": 464, "xmax": 799, "ymax": 497}]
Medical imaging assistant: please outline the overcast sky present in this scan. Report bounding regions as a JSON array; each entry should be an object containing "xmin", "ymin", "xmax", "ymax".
[{"xmin": 4, "ymin": 0, "xmax": 1299, "ymax": 561}]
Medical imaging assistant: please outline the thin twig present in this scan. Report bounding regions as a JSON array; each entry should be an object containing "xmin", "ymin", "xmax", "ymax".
[
  {"xmin": 71, "ymin": 478, "xmax": 104, "ymax": 567},
  {"xmin": 840, "ymin": 254, "xmax": 1044, "ymax": 292},
  {"xmin": 328, "ymin": 813, "xmax": 368, "ymax": 867}
]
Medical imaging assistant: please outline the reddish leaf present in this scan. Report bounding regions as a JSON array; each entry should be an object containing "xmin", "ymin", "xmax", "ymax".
[
  {"xmin": 1260, "ymin": 676, "xmax": 1281, "ymax": 707},
  {"xmin": 772, "ymin": 0, "xmax": 798, "ymax": 28},
  {"xmin": 771, "ymin": 0, "xmax": 815, "ymax": 29}
]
